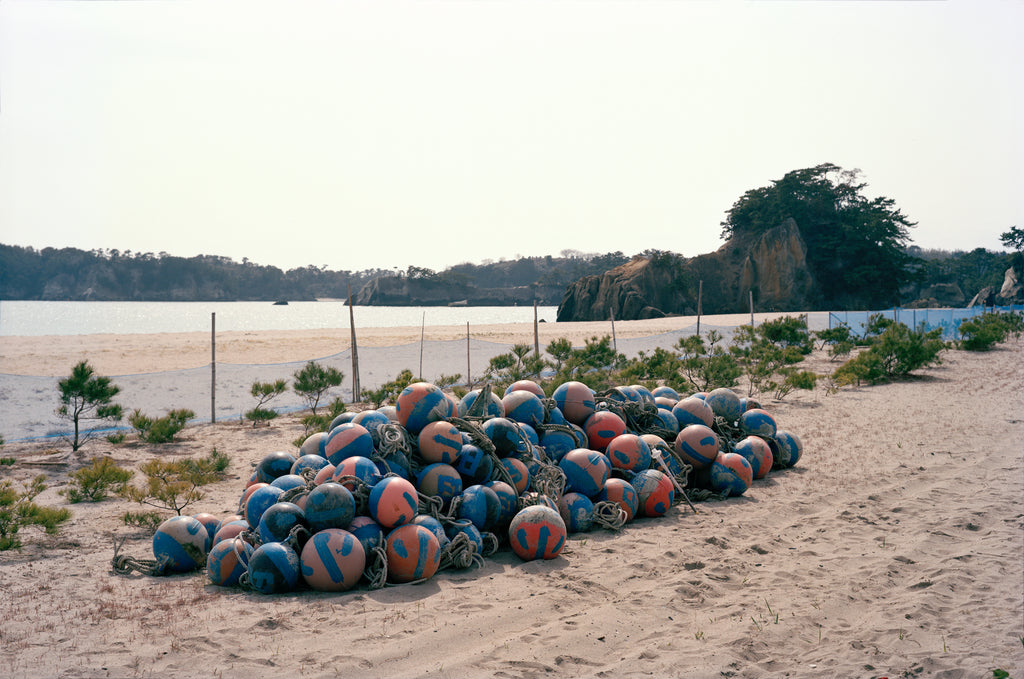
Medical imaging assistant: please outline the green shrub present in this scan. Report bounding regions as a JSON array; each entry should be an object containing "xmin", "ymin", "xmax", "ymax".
[
  {"xmin": 364, "ymin": 369, "xmax": 415, "ymax": 408},
  {"xmin": 120, "ymin": 448, "xmax": 230, "ymax": 515},
  {"xmin": 675, "ymin": 331, "xmax": 742, "ymax": 392},
  {"xmin": 246, "ymin": 379, "xmax": 287, "ymax": 427},
  {"xmin": 57, "ymin": 361, "xmax": 124, "ymax": 451},
  {"xmin": 0, "ymin": 475, "xmax": 71, "ymax": 550},
  {"xmin": 63, "ymin": 456, "xmax": 134, "ymax": 503},
  {"xmin": 0, "ymin": 457, "xmax": 15, "ymax": 466},
  {"xmin": 958, "ymin": 311, "xmax": 1024, "ymax": 351},
  {"xmin": 833, "ymin": 320, "xmax": 945, "ymax": 385},
  {"xmin": 105, "ymin": 432, "xmax": 127, "ymax": 444},
  {"xmin": 815, "ymin": 326, "xmax": 856, "ymax": 361},
  {"xmin": 129, "ymin": 408, "xmax": 195, "ymax": 443},
  {"xmin": 293, "ymin": 362, "xmax": 344, "ymax": 415},
  {"xmin": 485, "ymin": 345, "xmax": 546, "ymax": 391},
  {"xmin": 122, "ymin": 510, "xmax": 164, "ymax": 533}
]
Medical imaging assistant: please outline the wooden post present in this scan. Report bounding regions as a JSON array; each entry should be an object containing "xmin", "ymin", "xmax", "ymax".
[
  {"xmin": 466, "ymin": 321, "xmax": 471, "ymax": 390},
  {"xmin": 610, "ymin": 307, "xmax": 617, "ymax": 352},
  {"xmin": 696, "ymin": 279, "xmax": 703, "ymax": 336},
  {"xmin": 348, "ymin": 284, "xmax": 360, "ymax": 402},
  {"xmin": 533, "ymin": 300, "xmax": 540, "ymax": 356},
  {"xmin": 419, "ymin": 311, "xmax": 426, "ymax": 380},
  {"xmin": 210, "ymin": 312, "xmax": 216, "ymax": 424},
  {"xmin": 749, "ymin": 290, "xmax": 754, "ymax": 327}
]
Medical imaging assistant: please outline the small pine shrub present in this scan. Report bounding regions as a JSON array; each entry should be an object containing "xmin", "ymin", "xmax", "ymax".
[
  {"xmin": 122, "ymin": 510, "xmax": 164, "ymax": 533},
  {"xmin": 0, "ymin": 457, "xmax": 15, "ymax": 466},
  {"xmin": 958, "ymin": 311, "xmax": 1024, "ymax": 351},
  {"xmin": 63, "ymin": 456, "xmax": 134, "ymax": 503},
  {"xmin": 0, "ymin": 475, "xmax": 71, "ymax": 550},
  {"xmin": 129, "ymin": 408, "xmax": 195, "ymax": 443},
  {"xmin": 246, "ymin": 379, "xmax": 287, "ymax": 427},
  {"xmin": 120, "ymin": 448, "xmax": 230, "ymax": 515},
  {"xmin": 833, "ymin": 320, "xmax": 945, "ymax": 385}
]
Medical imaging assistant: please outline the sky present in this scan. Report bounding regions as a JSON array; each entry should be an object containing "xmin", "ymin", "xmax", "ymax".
[{"xmin": 1, "ymin": 0, "xmax": 1021, "ymax": 274}]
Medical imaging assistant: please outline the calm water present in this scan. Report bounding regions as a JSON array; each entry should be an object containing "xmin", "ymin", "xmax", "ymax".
[{"xmin": 0, "ymin": 301, "xmax": 560, "ymax": 337}]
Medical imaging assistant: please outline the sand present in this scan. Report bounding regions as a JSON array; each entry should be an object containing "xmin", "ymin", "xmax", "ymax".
[{"xmin": 0, "ymin": 322, "xmax": 1021, "ymax": 678}]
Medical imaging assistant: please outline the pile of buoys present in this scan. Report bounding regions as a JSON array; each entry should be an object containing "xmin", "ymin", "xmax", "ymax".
[{"xmin": 146, "ymin": 380, "xmax": 803, "ymax": 593}]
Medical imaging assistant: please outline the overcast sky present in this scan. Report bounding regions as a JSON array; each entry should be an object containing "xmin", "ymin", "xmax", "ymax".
[{"xmin": 1, "ymin": 1, "xmax": 1021, "ymax": 274}]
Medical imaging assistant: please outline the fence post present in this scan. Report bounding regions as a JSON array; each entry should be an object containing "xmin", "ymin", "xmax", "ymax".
[
  {"xmin": 466, "ymin": 322, "xmax": 471, "ymax": 390},
  {"xmin": 696, "ymin": 279, "xmax": 703, "ymax": 336},
  {"xmin": 348, "ymin": 284, "xmax": 360, "ymax": 402},
  {"xmin": 210, "ymin": 312, "xmax": 216, "ymax": 424},
  {"xmin": 610, "ymin": 307, "xmax": 617, "ymax": 352},
  {"xmin": 533, "ymin": 300, "xmax": 540, "ymax": 357}
]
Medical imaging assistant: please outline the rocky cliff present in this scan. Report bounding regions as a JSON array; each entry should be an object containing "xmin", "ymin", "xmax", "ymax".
[{"xmin": 556, "ymin": 218, "xmax": 817, "ymax": 321}]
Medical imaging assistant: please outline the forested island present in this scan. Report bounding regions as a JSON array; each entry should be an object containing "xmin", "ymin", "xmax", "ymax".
[{"xmin": 3, "ymin": 164, "xmax": 1020, "ymax": 316}]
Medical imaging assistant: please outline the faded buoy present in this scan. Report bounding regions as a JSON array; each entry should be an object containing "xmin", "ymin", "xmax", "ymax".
[
  {"xmin": 368, "ymin": 476, "xmax": 418, "ymax": 529},
  {"xmin": 673, "ymin": 425, "xmax": 720, "ymax": 470},
  {"xmin": 508, "ymin": 505, "xmax": 566, "ymax": 561},
  {"xmin": 597, "ymin": 478, "xmax": 638, "ymax": 523},
  {"xmin": 605, "ymin": 433, "xmax": 652, "ymax": 474},
  {"xmin": 552, "ymin": 381, "xmax": 596, "ymax": 426},
  {"xmin": 207, "ymin": 537, "xmax": 249, "ymax": 587},
  {"xmin": 558, "ymin": 449, "xmax": 611, "ymax": 498},
  {"xmin": 246, "ymin": 542, "xmax": 300, "ymax": 594},
  {"xmin": 582, "ymin": 411, "xmax": 626, "ymax": 452},
  {"xmin": 733, "ymin": 436, "xmax": 773, "ymax": 480},
  {"xmin": 153, "ymin": 515, "xmax": 208, "ymax": 573},
  {"xmin": 710, "ymin": 452, "xmax": 753, "ymax": 496},
  {"xmin": 396, "ymin": 382, "xmax": 452, "ymax": 434}
]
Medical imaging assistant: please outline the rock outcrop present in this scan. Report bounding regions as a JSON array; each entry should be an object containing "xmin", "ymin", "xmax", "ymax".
[{"xmin": 557, "ymin": 218, "xmax": 817, "ymax": 321}]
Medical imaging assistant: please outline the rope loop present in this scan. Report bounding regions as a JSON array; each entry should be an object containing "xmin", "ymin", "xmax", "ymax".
[
  {"xmin": 438, "ymin": 531, "xmax": 484, "ymax": 571},
  {"xmin": 110, "ymin": 535, "xmax": 171, "ymax": 577},
  {"xmin": 591, "ymin": 501, "xmax": 627, "ymax": 531}
]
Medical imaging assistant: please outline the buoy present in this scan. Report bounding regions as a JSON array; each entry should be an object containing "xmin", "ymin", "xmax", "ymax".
[
  {"xmin": 673, "ymin": 425, "xmax": 720, "ymax": 470},
  {"xmin": 557, "ymin": 492, "xmax": 595, "ymax": 533},
  {"xmin": 331, "ymin": 455, "xmax": 381, "ymax": 489},
  {"xmin": 269, "ymin": 473, "xmax": 306, "ymax": 493},
  {"xmin": 323, "ymin": 423, "xmax": 375, "ymax": 466},
  {"xmin": 604, "ymin": 433, "xmax": 652, "ymax": 473},
  {"xmin": 654, "ymin": 396, "xmax": 678, "ymax": 411},
  {"xmin": 504, "ymin": 380, "xmax": 545, "ymax": 398},
  {"xmin": 246, "ymin": 542, "xmax": 300, "ymax": 594},
  {"xmin": 312, "ymin": 464, "xmax": 336, "ymax": 486},
  {"xmin": 300, "ymin": 528, "xmax": 365, "ymax": 592},
  {"xmin": 508, "ymin": 505, "xmax": 566, "ymax": 561},
  {"xmin": 291, "ymin": 454, "xmax": 330, "ymax": 477},
  {"xmin": 740, "ymin": 408, "xmax": 777, "ymax": 438},
  {"xmin": 652, "ymin": 386, "xmax": 680, "ymax": 401},
  {"xmin": 385, "ymin": 524, "xmax": 441, "ymax": 583},
  {"xmin": 349, "ymin": 516, "xmax": 385, "ymax": 555},
  {"xmin": 417, "ymin": 420, "xmax": 464, "ymax": 464},
  {"xmin": 245, "ymin": 485, "xmax": 285, "ymax": 529},
  {"xmin": 774, "ymin": 430, "xmax": 803, "ymax": 468},
  {"xmin": 654, "ymin": 409, "xmax": 680, "ymax": 436},
  {"xmin": 153, "ymin": 515, "xmax": 208, "ymax": 572},
  {"xmin": 411, "ymin": 515, "xmax": 450, "ymax": 549},
  {"xmin": 583, "ymin": 411, "xmax": 626, "ymax": 452},
  {"xmin": 539, "ymin": 428, "xmax": 577, "ymax": 463},
  {"xmin": 558, "ymin": 449, "xmax": 611, "ymax": 498},
  {"xmin": 499, "ymin": 457, "xmax": 531, "ymax": 495},
  {"xmin": 212, "ymin": 519, "xmax": 249, "ymax": 547},
  {"xmin": 551, "ymin": 381, "xmax": 596, "ymax": 426},
  {"xmin": 444, "ymin": 519, "xmax": 484, "ymax": 555},
  {"xmin": 328, "ymin": 411, "xmax": 357, "ymax": 430},
  {"xmin": 482, "ymin": 417, "xmax": 526, "ymax": 457},
  {"xmin": 484, "ymin": 480, "xmax": 519, "ymax": 526},
  {"xmin": 705, "ymin": 388, "xmax": 743, "ymax": 423},
  {"xmin": 368, "ymin": 476, "xmax": 418, "ymax": 529},
  {"xmin": 630, "ymin": 469, "xmax": 674, "ymax": 517},
  {"xmin": 453, "ymin": 444, "xmax": 493, "ymax": 485},
  {"xmin": 256, "ymin": 451, "xmax": 297, "ymax": 484},
  {"xmin": 396, "ymin": 382, "xmax": 452, "ymax": 434},
  {"xmin": 733, "ymin": 436, "xmax": 773, "ymax": 480},
  {"xmin": 207, "ymin": 537, "xmax": 250, "ymax": 587},
  {"xmin": 457, "ymin": 484, "xmax": 500, "ymax": 531},
  {"xmin": 597, "ymin": 478, "xmax": 638, "ymax": 522},
  {"xmin": 672, "ymin": 396, "xmax": 715, "ymax": 428},
  {"xmin": 303, "ymin": 482, "xmax": 356, "ymax": 533},
  {"xmin": 501, "ymin": 390, "xmax": 545, "ymax": 427},
  {"xmin": 416, "ymin": 463, "xmax": 463, "ymax": 503},
  {"xmin": 191, "ymin": 512, "xmax": 220, "ymax": 553},
  {"xmin": 299, "ymin": 432, "xmax": 328, "ymax": 457},
  {"xmin": 257, "ymin": 501, "xmax": 306, "ymax": 544},
  {"xmin": 457, "ymin": 389, "xmax": 505, "ymax": 419},
  {"xmin": 710, "ymin": 452, "xmax": 753, "ymax": 496}
]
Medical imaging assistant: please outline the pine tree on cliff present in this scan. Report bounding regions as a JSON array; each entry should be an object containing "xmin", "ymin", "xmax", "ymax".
[{"xmin": 720, "ymin": 163, "xmax": 916, "ymax": 309}]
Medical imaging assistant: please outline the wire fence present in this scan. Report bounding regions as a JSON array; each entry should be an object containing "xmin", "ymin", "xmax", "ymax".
[
  {"xmin": 3, "ymin": 306, "xmax": 1019, "ymax": 442},
  {"xmin": 828, "ymin": 304, "xmax": 1022, "ymax": 340}
]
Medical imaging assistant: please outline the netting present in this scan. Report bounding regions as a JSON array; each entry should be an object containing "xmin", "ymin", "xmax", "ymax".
[{"xmin": 828, "ymin": 304, "xmax": 1022, "ymax": 340}]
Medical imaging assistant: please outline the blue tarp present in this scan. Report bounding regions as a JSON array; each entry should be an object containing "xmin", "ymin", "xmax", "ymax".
[{"xmin": 828, "ymin": 305, "xmax": 1023, "ymax": 340}]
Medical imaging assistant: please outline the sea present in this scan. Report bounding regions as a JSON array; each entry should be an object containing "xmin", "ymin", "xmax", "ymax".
[{"xmin": 0, "ymin": 300, "xmax": 560, "ymax": 337}]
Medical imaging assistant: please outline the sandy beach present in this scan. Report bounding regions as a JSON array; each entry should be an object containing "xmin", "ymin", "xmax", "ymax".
[{"xmin": 0, "ymin": 320, "xmax": 1021, "ymax": 678}]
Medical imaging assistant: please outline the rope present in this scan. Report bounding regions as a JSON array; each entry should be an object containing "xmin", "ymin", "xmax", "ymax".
[
  {"xmin": 438, "ymin": 532, "xmax": 484, "ymax": 571},
  {"xmin": 481, "ymin": 531, "xmax": 501, "ymax": 556},
  {"xmin": 110, "ymin": 535, "xmax": 172, "ymax": 577},
  {"xmin": 377, "ymin": 423, "xmax": 414, "ymax": 457},
  {"xmin": 591, "ymin": 501, "xmax": 627, "ymax": 531},
  {"xmin": 688, "ymin": 488, "xmax": 731, "ymax": 502},
  {"xmin": 364, "ymin": 544, "xmax": 389, "ymax": 590},
  {"xmin": 335, "ymin": 476, "xmax": 372, "ymax": 516},
  {"xmin": 418, "ymin": 492, "xmax": 449, "ymax": 522},
  {"xmin": 529, "ymin": 462, "xmax": 566, "ymax": 503}
]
